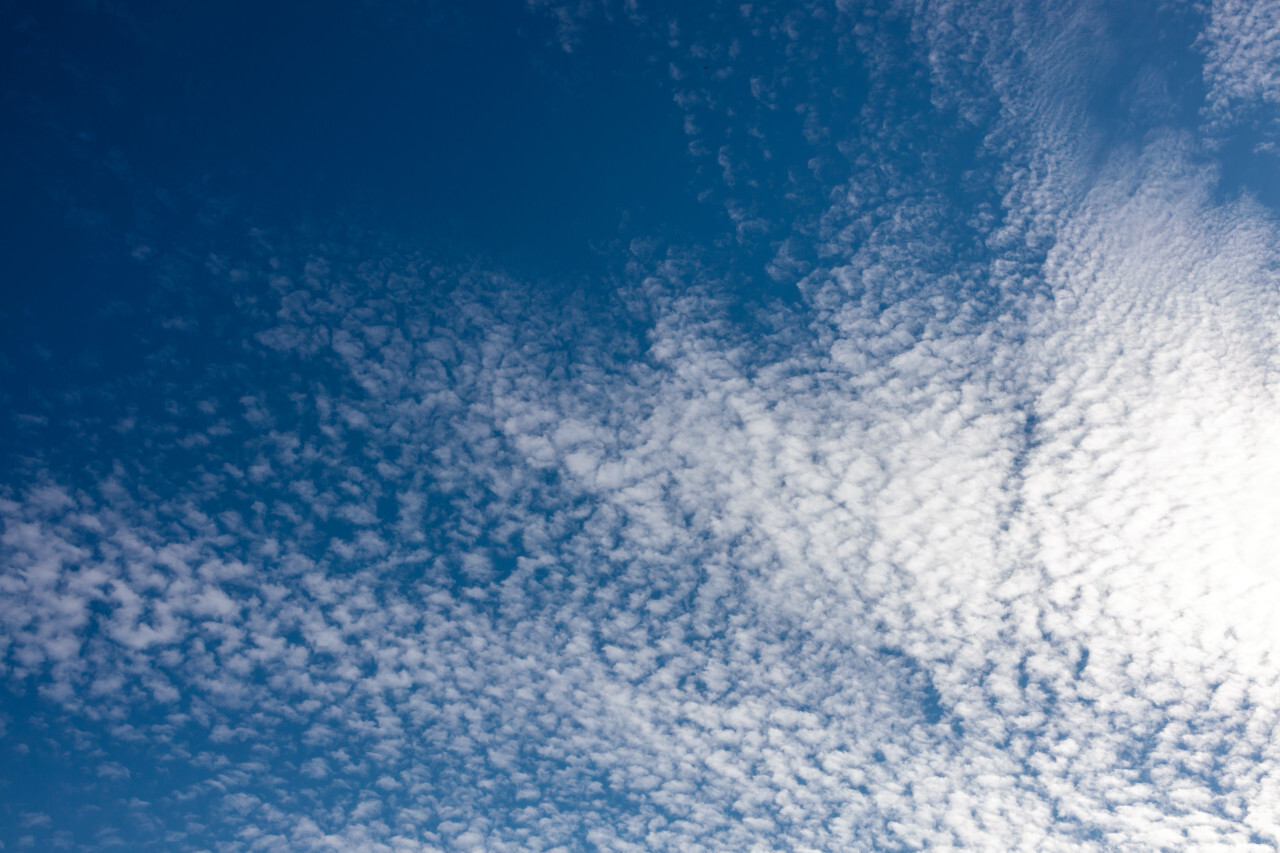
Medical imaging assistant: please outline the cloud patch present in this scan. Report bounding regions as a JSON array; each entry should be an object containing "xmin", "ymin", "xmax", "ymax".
[{"xmin": 3, "ymin": 1, "xmax": 1280, "ymax": 851}]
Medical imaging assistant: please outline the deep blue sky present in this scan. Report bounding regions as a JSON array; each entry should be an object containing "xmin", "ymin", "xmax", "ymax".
[{"xmin": 3, "ymin": 1, "xmax": 1280, "ymax": 850}]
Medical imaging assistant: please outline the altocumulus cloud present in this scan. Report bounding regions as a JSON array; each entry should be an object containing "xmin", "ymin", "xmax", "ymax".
[{"xmin": 2, "ymin": 0, "xmax": 1280, "ymax": 850}]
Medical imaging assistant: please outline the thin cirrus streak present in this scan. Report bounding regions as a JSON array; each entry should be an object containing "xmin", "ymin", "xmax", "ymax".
[{"xmin": 2, "ymin": 0, "xmax": 1279, "ymax": 850}]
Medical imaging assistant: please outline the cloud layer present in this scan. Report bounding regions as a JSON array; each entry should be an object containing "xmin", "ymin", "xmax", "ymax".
[{"xmin": 3, "ymin": 1, "xmax": 1279, "ymax": 850}]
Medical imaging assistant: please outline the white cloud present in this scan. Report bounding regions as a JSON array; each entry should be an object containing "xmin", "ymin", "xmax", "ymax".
[
  {"xmin": 3, "ymin": 1, "xmax": 1280, "ymax": 851},
  {"xmin": 1201, "ymin": 0, "xmax": 1280, "ymax": 141}
]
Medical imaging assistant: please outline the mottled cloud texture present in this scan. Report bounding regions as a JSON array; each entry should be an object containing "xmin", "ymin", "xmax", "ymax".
[
  {"xmin": 3, "ymin": 0, "xmax": 1279, "ymax": 850},
  {"xmin": 1201, "ymin": 0, "xmax": 1280, "ymax": 142}
]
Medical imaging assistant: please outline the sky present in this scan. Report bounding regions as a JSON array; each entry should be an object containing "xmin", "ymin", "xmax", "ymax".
[{"xmin": 1, "ymin": 0, "xmax": 1279, "ymax": 850}]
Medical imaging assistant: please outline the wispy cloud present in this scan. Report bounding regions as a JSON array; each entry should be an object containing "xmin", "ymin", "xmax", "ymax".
[{"xmin": 1200, "ymin": 0, "xmax": 1280, "ymax": 144}]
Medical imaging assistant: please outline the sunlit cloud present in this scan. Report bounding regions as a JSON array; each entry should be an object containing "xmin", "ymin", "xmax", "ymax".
[{"xmin": 2, "ymin": 1, "xmax": 1278, "ymax": 850}]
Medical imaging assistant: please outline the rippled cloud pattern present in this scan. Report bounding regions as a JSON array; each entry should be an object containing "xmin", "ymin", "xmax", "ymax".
[{"xmin": 2, "ymin": 0, "xmax": 1279, "ymax": 850}]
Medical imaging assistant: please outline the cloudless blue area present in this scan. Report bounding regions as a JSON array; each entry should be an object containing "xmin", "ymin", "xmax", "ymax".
[{"xmin": 0, "ymin": 0, "xmax": 712, "ymax": 371}]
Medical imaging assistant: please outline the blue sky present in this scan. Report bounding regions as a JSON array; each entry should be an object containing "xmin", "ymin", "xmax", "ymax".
[{"xmin": 3, "ymin": 0, "xmax": 1280, "ymax": 850}]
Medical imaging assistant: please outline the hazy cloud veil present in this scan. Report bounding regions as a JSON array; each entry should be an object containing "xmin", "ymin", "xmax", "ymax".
[{"xmin": 2, "ymin": 0, "xmax": 1279, "ymax": 850}]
